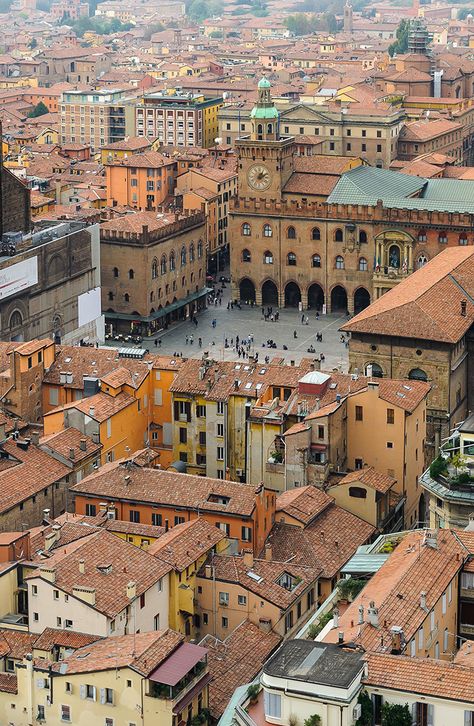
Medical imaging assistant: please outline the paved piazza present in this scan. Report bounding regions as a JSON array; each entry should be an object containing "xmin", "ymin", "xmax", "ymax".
[{"xmin": 104, "ymin": 276, "xmax": 350, "ymax": 372}]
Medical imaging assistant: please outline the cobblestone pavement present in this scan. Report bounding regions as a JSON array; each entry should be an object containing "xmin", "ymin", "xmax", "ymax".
[{"xmin": 104, "ymin": 275, "xmax": 350, "ymax": 372}]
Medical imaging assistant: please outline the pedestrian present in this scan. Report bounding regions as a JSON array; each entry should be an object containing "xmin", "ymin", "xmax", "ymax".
[
  {"xmin": 158, "ymin": 339, "xmax": 162, "ymax": 347},
  {"xmin": 301, "ymin": 314, "xmax": 305, "ymax": 324},
  {"xmin": 190, "ymin": 334, "xmax": 194, "ymax": 344},
  {"xmin": 185, "ymin": 335, "xmax": 188, "ymax": 345},
  {"xmin": 194, "ymin": 318, "xmax": 198, "ymax": 327},
  {"xmin": 219, "ymin": 298, "xmax": 222, "ymax": 306},
  {"xmin": 294, "ymin": 330, "xmax": 298, "ymax": 339},
  {"xmin": 236, "ymin": 335, "xmax": 239, "ymax": 346},
  {"xmin": 231, "ymin": 302, "xmax": 234, "ymax": 310},
  {"xmin": 198, "ymin": 337, "xmax": 202, "ymax": 347},
  {"xmin": 154, "ymin": 339, "xmax": 158, "ymax": 347}
]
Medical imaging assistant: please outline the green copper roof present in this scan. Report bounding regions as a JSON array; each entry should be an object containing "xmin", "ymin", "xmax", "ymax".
[
  {"xmin": 327, "ymin": 166, "xmax": 474, "ymax": 214},
  {"xmin": 258, "ymin": 76, "xmax": 271, "ymax": 88},
  {"xmin": 250, "ymin": 105, "xmax": 279, "ymax": 119}
]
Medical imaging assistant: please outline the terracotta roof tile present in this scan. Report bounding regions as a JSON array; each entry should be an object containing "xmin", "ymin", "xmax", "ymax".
[
  {"xmin": 148, "ymin": 518, "xmax": 225, "ymax": 572},
  {"xmin": 337, "ymin": 467, "xmax": 396, "ymax": 493},
  {"xmin": 276, "ymin": 486, "xmax": 333, "ymax": 525},
  {"xmin": 33, "ymin": 628, "xmax": 101, "ymax": 652}
]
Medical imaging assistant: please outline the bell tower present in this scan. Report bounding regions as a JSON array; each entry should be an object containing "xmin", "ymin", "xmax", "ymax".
[
  {"xmin": 236, "ymin": 76, "xmax": 295, "ymax": 200},
  {"xmin": 250, "ymin": 76, "xmax": 280, "ymax": 141},
  {"xmin": 344, "ymin": 0, "xmax": 353, "ymax": 33}
]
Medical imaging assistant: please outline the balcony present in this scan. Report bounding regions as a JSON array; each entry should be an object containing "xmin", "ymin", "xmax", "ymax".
[
  {"xmin": 460, "ymin": 622, "xmax": 474, "ymax": 636},
  {"xmin": 148, "ymin": 658, "xmax": 208, "ymax": 702}
]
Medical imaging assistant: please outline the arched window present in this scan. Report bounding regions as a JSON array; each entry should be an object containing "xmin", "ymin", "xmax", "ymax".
[
  {"xmin": 173, "ymin": 281, "xmax": 177, "ymax": 292},
  {"xmin": 287, "ymin": 252, "xmax": 297, "ymax": 266},
  {"xmin": 242, "ymin": 223, "xmax": 251, "ymax": 236},
  {"xmin": 264, "ymin": 250, "xmax": 273, "ymax": 264},
  {"xmin": 152, "ymin": 258, "xmax": 158, "ymax": 279},
  {"xmin": 182, "ymin": 276, "xmax": 186, "ymax": 287},
  {"xmin": 160, "ymin": 255, "xmax": 167, "ymax": 275},
  {"xmin": 108, "ymin": 292, "xmax": 114, "ymax": 301},
  {"xmin": 287, "ymin": 226, "xmax": 296, "ymax": 240},
  {"xmin": 189, "ymin": 243, "xmax": 195, "ymax": 262},
  {"xmin": 129, "ymin": 269, "xmax": 134, "ymax": 279},
  {"xmin": 113, "ymin": 267, "xmax": 119, "ymax": 278},
  {"xmin": 158, "ymin": 288, "xmax": 162, "ymax": 298},
  {"xmin": 359, "ymin": 257, "xmax": 368, "ymax": 271},
  {"xmin": 242, "ymin": 249, "xmax": 251, "ymax": 262},
  {"xmin": 197, "ymin": 240, "xmax": 203, "ymax": 258},
  {"xmin": 312, "ymin": 227, "xmax": 321, "ymax": 241},
  {"xmin": 417, "ymin": 254, "xmax": 428, "ymax": 269},
  {"xmin": 335, "ymin": 255, "xmax": 344, "ymax": 269},
  {"xmin": 267, "ymin": 123, "xmax": 273, "ymax": 134},
  {"xmin": 418, "ymin": 230, "xmax": 427, "ymax": 242},
  {"xmin": 181, "ymin": 246, "xmax": 187, "ymax": 266},
  {"xmin": 312, "ymin": 254, "xmax": 321, "ymax": 268},
  {"xmin": 9, "ymin": 310, "xmax": 23, "ymax": 328},
  {"xmin": 150, "ymin": 291, "xmax": 154, "ymax": 302},
  {"xmin": 334, "ymin": 228, "xmax": 343, "ymax": 242},
  {"xmin": 409, "ymin": 368, "xmax": 428, "ymax": 382},
  {"xmin": 366, "ymin": 362, "xmax": 383, "ymax": 378},
  {"xmin": 124, "ymin": 293, "xmax": 130, "ymax": 302},
  {"xmin": 169, "ymin": 251, "xmax": 176, "ymax": 271},
  {"xmin": 359, "ymin": 230, "xmax": 368, "ymax": 244},
  {"xmin": 263, "ymin": 224, "xmax": 273, "ymax": 238},
  {"xmin": 459, "ymin": 234, "xmax": 468, "ymax": 246}
]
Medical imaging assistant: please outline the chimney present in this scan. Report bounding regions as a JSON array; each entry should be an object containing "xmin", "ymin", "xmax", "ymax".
[
  {"xmin": 338, "ymin": 631, "xmax": 344, "ymax": 644},
  {"xmin": 390, "ymin": 625, "xmax": 403, "ymax": 655},
  {"xmin": 358, "ymin": 604, "xmax": 364, "ymax": 625},
  {"xmin": 264, "ymin": 542, "xmax": 272, "ymax": 561},
  {"xmin": 44, "ymin": 531, "xmax": 57, "ymax": 551},
  {"xmin": 205, "ymin": 564, "xmax": 212, "ymax": 579},
  {"xmin": 92, "ymin": 431, "xmax": 100, "ymax": 444},
  {"xmin": 43, "ymin": 509, "xmax": 51, "ymax": 523},
  {"xmin": 69, "ymin": 448, "xmax": 75, "ymax": 461},
  {"xmin": 333, "ymin": 607, "xmax": 339, "ymax": 628},
  {"xmin": 79, "ymin": 438, "xmax": 87, "ymax": 451},
  {"xmin": 367, "ymin": 601, "xmax": 379, "ymax": 627},
  {"xmin": 89, "ymin": 406, "xmax": 95, "ymax": 417},
  {"xmin": 107, "ymin": 505, "xmax": 116, "ymax": 520},
  {"xmin": 126, "ymin": 581, "xmax": 136, "ymax": 600},
  {"xmin": 72, "ymin": 586, "xmax": 96, "ymax": 605},
  {"xmin": 41, "ymin": 567, "xmax": 56, "ymax": 583},
  {"xmin": 243, "ymin": 551, "xmax": 254, "ymax": 569},
  {"xmin": 461, "ymin": 299, "xmax": 467, "ymax": 317},
  {"xmin": 30, "ymin": 430, "xmax": 40, "ymax": 445},
  {"xmin": 78, "ymin": 559, "xmax": 85, "ymax": 574},
  {"xmin": 420, "ymin": 591, "xmax": 428, "ymax": 611},
  {"xmin": 99, "ymin": 502, "xmax": 107, "ymax": 512}
]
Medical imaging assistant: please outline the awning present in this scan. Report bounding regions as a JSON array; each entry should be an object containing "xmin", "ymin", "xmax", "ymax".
[
  {"xmin": 149, "ymin": 643, "xmax": 207, "ymax": 686},
  {"xmin": 105, "ymin": 288, "xmax": 211, "ymax": 324},
  {"xmin": 172, "ymin": 673, "xmax": 212, "ymax": 715},
  {"xmin": 310, "ymin": 443, "xmax": 327, "ymax": 452}
]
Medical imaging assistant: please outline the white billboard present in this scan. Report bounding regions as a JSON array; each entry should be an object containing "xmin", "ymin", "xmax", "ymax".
[
  {"xmin": 0, "ymin": 257, "xmax": 38, "ymax": 301},
  {"xmin": 78, "ymin": 286, "xmax": 102, "ymax": 327}
]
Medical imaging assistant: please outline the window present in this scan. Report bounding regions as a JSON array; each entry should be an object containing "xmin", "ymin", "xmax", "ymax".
[
  {"xmin": 285, "ymin": 610, "xmax": 293, "ymax": 633},
  {"xmin": 33, "ymin": 612, "xmax": 39, "ymax": 622},
  {"xmin": 32, "ymin": 585, "xmax": 38, "ymax": 596},
  {"xmin": 101, "ymin": 688, "xmax": 114, "ymax": 705},
  {"xmin": 387, "ymin": 442, "xmax": 393, "ymax": 449},
  {"xmin": 113, "ymin": 267, "xmax": 119, "ymax": 278},
  {"xmin": 189, "ymin": 243, "xmax": 195, "ymax": 262},
  {"xmin": 335, "ymin": 255, "xmax": 344, "ymax": 269},
  {"xmin": 84, "ymin": 684, "xmax": 96, "ymax": 700},
  {"xmin": 129, "ymin": 510, "xmax": 140, "ymax": 523},
  {"xmin": 53, "ymin": 589, "xmax": 60, "ymax": 600},
  {"xmin": 347, "ymin": 143, "xmax": 351, "ymax": 150},
  {"xmin": 386, "ymin": 408, "xmax": 394, "ymax": 424},
  {"xmin": 414, "ymin": 702, "xmax": 434, "ymax": 726},
  {"xmin": 264, "ymin": 692, "xmax": 281, "ymax": 719},
  {"xmin": 175, "ymin": 516, "xmax": 185, "ymax": 525},
  {"xmin": 312, "ymin": 254, "xmax": 321, "ymax": 268},
  {"xmin": 409, "ymin": 368, "xmax": 428, "ymax": 382},
  {"xmin": 442, "ymin": 592, "xmax": 447, "ymax": 614},
  {"xmin": 238, "ymin": 594, "xmax": 247, "ymax": 606},
  {"xmin": 65, "ymin": 619, "xmax": 73, "ymax": 629},
  {"xmin": 312, "ymin": 227, "xmax": 320, "ymax": 240},
  {"xmin": 179, "ymin": 427, "xmax": 187, "ymax": 444},
  {"xmin": 355, "ymin": 405, "xmax": 363, "ymax": 421},
  {"xmin": 460, "ymin": 234, "xmax": 468, "ymax": 245},
  {"xmin": 222, "ymin": 616, "xmax": 228, "ymax": 628},
  {"xmin": 287, "ymin": 252, "xmax": 297, "ymax": 266},
  {"xmin": 169, "ymin": 251, "xmax": 175, "ymax": 271},
  {"xmin": 359, "ymin": 257, "xmax": 368, "ymax": 271},
  {"xmin": 418, "ymin": 627, "xmax": 424, "ymax": 649},
  {"xmin": 140, "ymin": 593, "xmax": 146, "ymax": 609},
  {"xmin": 329, "ymin": 142, "xmax": 335, "ymax": 151},
  {"xmin": 349, "ymin": 486, "xmax": 367, "ymax": 499},
  {"xmin": 438, "ymin": 232, "xmax": 448, "ymax": 244},
  {"xmin": 105, "ymin": 719, "xmax": 114, "ymax": 726},
  {"xmin": 242, "ymin": 248, "xmax": 251, "ymax": 262},
  {"xmin": 242, "ymin": 526, "xmax": 252, "ymax": 542},
  {"xmin": 217, "ymin": 401, "xmax": 225, "ymax": 415},
  {"xmin": 180, "ymin": 246, "xmax": 187, "ymax": 266},
  {"xmin": 61, "ymin": 704, "xmax": 71, "ymax": 722},
  {"xmin": 129, "ymin": 269, "xmax": 134, "ymax": 280},
  {"xmin": 359, "ymin": 230, "xmax": 367, "ymax": 244},
  {"xmin": 86, "ymin": 502, "xmax": 96, "ymax": 516},
  {"xmin": 219, "ymin": 591, "xmax": 229, "ymax": 605},
  {"xmin": 198, "ymin": 240, "xmax": 203, "ymax": 258},
  {"xmin": 287, "ymin": 226, "xmax": 296, "ymax": 239},
  {"xmin": 361, "ymin": 143, "xmax": 367, "ymax": 152},
  {"xmin": 37, "ymin": 705, "xmax": 45, "ymax": 720},
  {"xmin": 217, "ymin": 446, "xmax": 224, "ymax": 460},
  {"xmin": 377, "ymin": 144, "xmax": 382, "ymax": 153},
  {"xmin": 263, "ymin": 224, "xmax": 272, "ymax": 237},
  {"xmin": 199, "ymin": 431, "xmax": 206, "ymax": 446},
  {"xmin": 217, "ymin": 469, "xmax": 224, "ymax": 479},
  {"xmin": 263, "ymin": 250, "xmax": 273, "ymax": 264}
]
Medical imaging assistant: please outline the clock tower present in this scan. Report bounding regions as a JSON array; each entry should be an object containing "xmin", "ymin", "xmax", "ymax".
[{"xmin": 236, "ymin": 76, "xmax": 295, "ymax": 201}]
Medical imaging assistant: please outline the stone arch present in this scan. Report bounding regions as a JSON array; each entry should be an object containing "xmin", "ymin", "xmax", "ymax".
[
  {"xmin": 354, "ymin": 287, "xmax": 370, "ymax": 314},
  {"xmin": 330, "ymin": 285, "xmax": 347, "ymax": 313},
  {"xmin": 47, "ymin": 254, "xmax": 66, "ymax": 282},
  {"xmin": 307, "ymin": 283, "xmax": 324, "ymax": 311},
  {"xmin": 239, "ymin": 278, "xmax": 256, "ymax": 302},
  {"xmin": 408, "ymin": 367, "xmax": 428, "ymax": 382},
  {"xmin": 284, "ymin": 281, "xmax": 301, "ymax": 307},
  {"xmin": 365, "ymin": 362, "xmax": 384, "ymax": 378},
  {"xmin": 262, "ymin": 279, "xmax": 278, "ymax": 306}
]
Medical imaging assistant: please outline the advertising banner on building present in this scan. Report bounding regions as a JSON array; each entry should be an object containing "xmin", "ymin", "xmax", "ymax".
[{"xmin": 0, "ymin": 257, "xmax": 38, "ymax": 301}]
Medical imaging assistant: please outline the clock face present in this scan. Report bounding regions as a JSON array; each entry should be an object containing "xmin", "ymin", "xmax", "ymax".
[{"xmin": 248, "ymin": 164, "xmax": 272, "ymax": 191}]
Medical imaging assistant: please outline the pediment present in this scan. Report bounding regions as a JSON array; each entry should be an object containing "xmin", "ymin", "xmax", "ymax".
[{"xmin": 280, "ymin": 104, "xmax": 334, "ymax": 123}]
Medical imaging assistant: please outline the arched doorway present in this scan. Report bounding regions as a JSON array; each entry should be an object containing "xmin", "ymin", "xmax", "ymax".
[
  {"xmin": 354, "ymin": 287, "xmax": 370, "ymax": 315},
  {"xmin": 284, "ymin": 281, "xmax": 301, "ymax": 307},
  {"xmin": 308, "ymin": 283, "xmax": 324, "ymax": 311},
  {"xmin": 331, "ymin": 285, "xmax": 347, "ymax": 313},
  {"xmin": 239, "ymin": 278, "xmax": 256, "ymax": 302},
  {"xmin": 262, "ymin": 280, "xmax": 278, "ymax": 306}
]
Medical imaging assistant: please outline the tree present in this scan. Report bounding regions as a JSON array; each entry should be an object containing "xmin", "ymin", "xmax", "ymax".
[
  {"xmin": 284, "ymin": 13, "xmax": 319, "ymax": 35},
  {"xmin": 381, "ymin": 703, "xmax": 412, "ymax": 726},
  {"xmin": 388, "ymin": 18, "xmax": 410, "ymax": 56},
  {"xmin": 29, "ymin": 37, "xmax": 37, "ymax": 49},
  {"xmin": 356, "ymin": 691, "xmax": 373, "ymax": 726},
  {"xmin": 450, "ymin": 452, "xmax": 467, "ymax": 476},
  {"xmin": 304, "ymin": 716, "xmax": 321, "ymax": 726},
  {"xmin": 28, "ymin": 101, "xmax": 49, "ymax": 117}
]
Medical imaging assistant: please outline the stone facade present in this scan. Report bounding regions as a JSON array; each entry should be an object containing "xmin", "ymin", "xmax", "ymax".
[
  {"xmin": 100, "ymin": 210, "xmax": 207, "ymax": 334},
  {"xmin": 0, "ymin": 164, "xmax": 30, "ymax": 235}
]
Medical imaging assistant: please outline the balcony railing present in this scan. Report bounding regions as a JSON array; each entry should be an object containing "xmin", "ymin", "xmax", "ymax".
[{"xmin": 147, "ymin": 660, "xmax": 207, "ymax": 701}]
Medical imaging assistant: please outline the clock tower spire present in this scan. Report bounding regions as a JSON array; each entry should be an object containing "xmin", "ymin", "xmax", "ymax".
[{"xmin": 251, "ymin": 76, "xmax": 280, "ymax": 141}]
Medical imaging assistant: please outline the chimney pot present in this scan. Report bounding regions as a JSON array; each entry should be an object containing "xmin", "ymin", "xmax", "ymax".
[
  {"xmin": 461, "ymin": 299, "xmax": 467, "ymax": 317},
  {"xmin": 338, "ymin": 630, "xmax": 344, "ymax": 644},
  {"xmin": 69, "ymin": 447, "xmax": 75, "ymax": 460},
  {"xmin": 78, "ymin": 559, "xmax": 85, "ymax": 574},
  {"xmin": 79, "ymin": 438, "xmax": 87, "ymax": 451}
]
